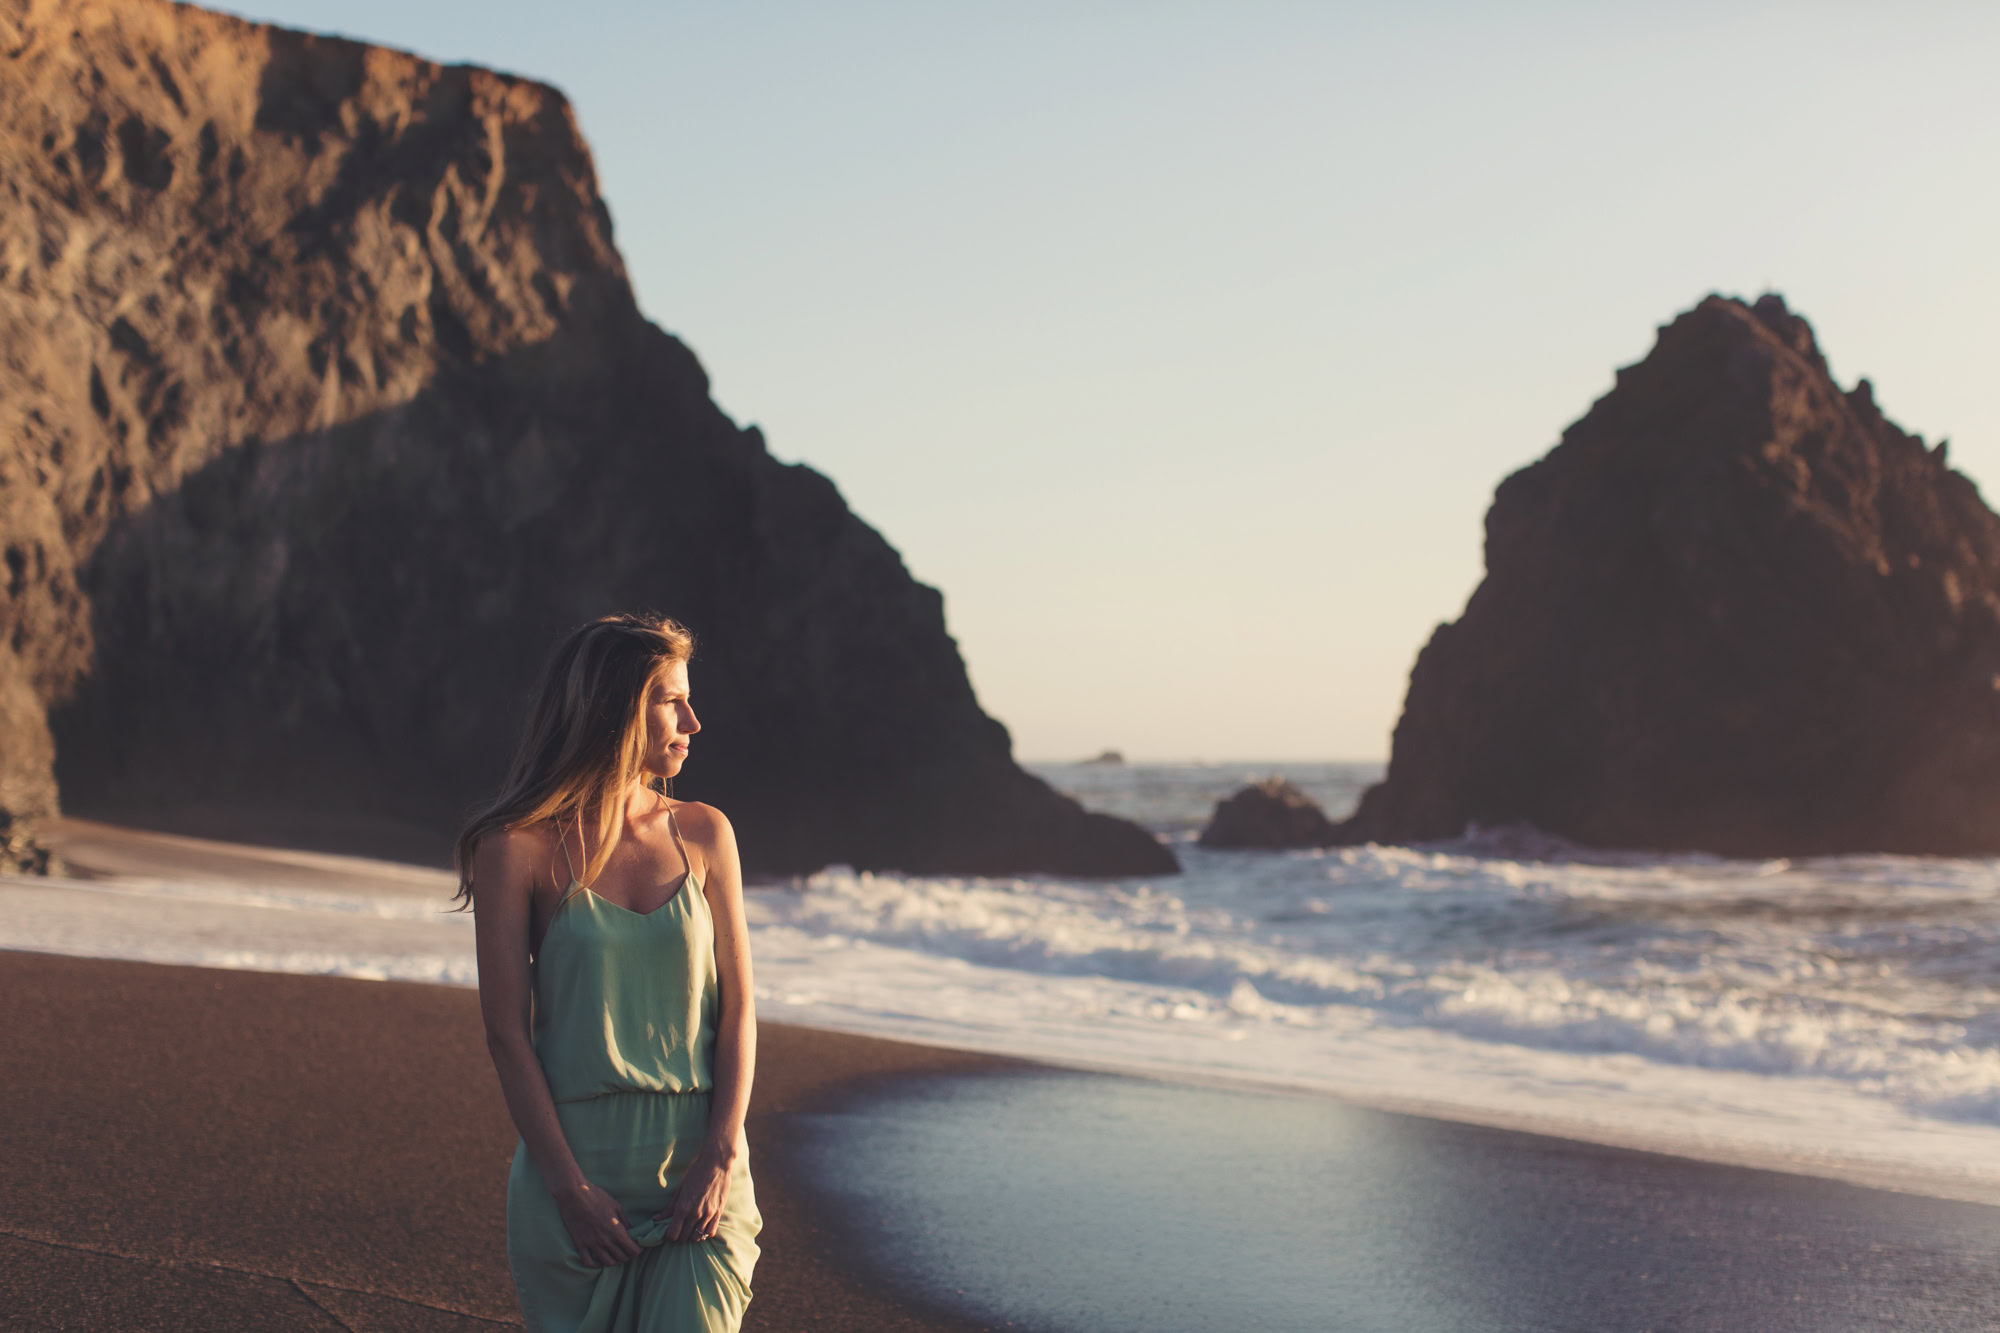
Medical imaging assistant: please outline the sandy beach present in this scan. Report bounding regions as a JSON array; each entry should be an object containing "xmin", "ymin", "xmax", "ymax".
[
  {"xmin": 9, "ymin": 950, "xmax": 2000, "ymax": 1332},
  {"xmin": 8, "ymin": 819, "xmax": 2000, "ymax": 1331},
  {"xmin": 0, "ymin": 949, "xmax": 1019, "ymax": 1331}
]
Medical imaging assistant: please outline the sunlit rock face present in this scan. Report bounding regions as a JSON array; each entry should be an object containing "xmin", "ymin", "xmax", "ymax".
[
  {"xmin": 0, "ymin": 0, "xmax": 1173, "ymax": 877},
  {"xmin": 1337, "ymin": 293, "xmax": 2000, "ymax": 857}
]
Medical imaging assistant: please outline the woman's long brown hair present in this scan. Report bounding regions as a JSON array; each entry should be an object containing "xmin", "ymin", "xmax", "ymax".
[{"xmin": 451, "ymin": 612, "xmax": 696, "ymax": 911}]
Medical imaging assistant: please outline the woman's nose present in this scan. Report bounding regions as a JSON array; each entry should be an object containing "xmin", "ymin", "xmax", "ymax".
[{"xmin": 682, "ymin": 705, "xmax": 701, "ymax": 735}]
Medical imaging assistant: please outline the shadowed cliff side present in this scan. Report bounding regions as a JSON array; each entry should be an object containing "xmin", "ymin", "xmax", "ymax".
[
  {"xmin": 1336, "ymin": 293, "xmax": 2000, "ymax": 857},
  {"xmin": 0, "ymin": 0, "xmax": 1172, "ymax": 876}
]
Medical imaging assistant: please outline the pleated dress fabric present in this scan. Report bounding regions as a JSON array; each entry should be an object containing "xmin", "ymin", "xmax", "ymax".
[{"xmin": 506, "ymin": 814, "xmax": 762, "ymax": 1332}]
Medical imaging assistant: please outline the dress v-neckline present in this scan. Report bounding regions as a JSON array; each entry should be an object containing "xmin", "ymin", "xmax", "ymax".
[{"xmin": 565, "ymin": 870, "xmax": 700, "ymax": 920}]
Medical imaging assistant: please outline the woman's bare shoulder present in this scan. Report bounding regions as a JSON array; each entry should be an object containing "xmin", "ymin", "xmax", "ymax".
[
  {"xmin": 670, "ymin": 800, "xmax": 735, "ymax": 847},
  {"xmin": 472, "ymin": 820, "xmax": 561, "ymax": 886}
]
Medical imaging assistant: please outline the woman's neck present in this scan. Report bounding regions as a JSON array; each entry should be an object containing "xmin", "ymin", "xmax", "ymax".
[{"xmin": 620, "ymin": 776, "xmax": 667, "ymax": 823}]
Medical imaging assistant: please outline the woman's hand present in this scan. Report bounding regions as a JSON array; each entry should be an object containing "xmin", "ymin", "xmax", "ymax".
[
  {"xmin": 655, "ymin": 1146, "xmax": 734, "ymax": 1243},
  {"xmin": 555, "ymin": 1179, "xmax": 641, "ymax": 1267}
]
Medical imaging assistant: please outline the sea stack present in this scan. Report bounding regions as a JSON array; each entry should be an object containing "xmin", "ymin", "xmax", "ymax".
[
  {"xmin": 1199, "ymin": 779, "xmax": 1338, "ymax": 850},
  {"xmin": 0, "ymin": 0, "xmax": 1173, "ymax": 877},
  {"xmin": 1336, "ymin": 293, "xmax": 2000, "ymax": 857}
]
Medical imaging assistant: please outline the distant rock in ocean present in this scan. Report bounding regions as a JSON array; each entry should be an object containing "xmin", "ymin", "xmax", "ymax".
[
  {"xmin": 1199, "ymin": 779, "xmax": 1337, "ymax": 849},
  {"xmin": 1336, "ymin": 293, "xmax": 2000, "ymax": 857},
  {"xmin": 1082, "ymin": 750, "xmax": 1126, "ymax": 766},
  {"xmin": 0, "ymin": 0, "xmax": 1173, "ymax": 878}
]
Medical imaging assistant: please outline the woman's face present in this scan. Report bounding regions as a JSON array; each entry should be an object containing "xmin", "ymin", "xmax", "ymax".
[{"xmin": 643, "ymin": 660, "xmax": 701, "ymax": 778}]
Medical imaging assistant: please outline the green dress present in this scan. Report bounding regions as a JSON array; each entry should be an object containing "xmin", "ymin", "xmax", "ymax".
[{"xmin": 506, "ymin": 807, "xmax": 762, "ymax": 1332}]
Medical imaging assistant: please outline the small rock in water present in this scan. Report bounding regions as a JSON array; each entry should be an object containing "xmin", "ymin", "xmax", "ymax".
[{"xmin": 1199, "ymin": 779, "xmax": 1337, "ymax": 850}]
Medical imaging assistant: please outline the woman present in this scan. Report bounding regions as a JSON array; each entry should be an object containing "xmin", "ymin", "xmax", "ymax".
[{"xmin": 454, "ymin": 612, "xmax": 762, "ymax": 1332}]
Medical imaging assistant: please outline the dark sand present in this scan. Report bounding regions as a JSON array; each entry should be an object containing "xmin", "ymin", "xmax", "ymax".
[{"xmin": 0, "ymin": 951, "xmax": 1020, "ymax": 1331}]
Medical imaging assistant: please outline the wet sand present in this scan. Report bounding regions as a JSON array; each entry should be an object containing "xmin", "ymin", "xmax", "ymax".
[{"xmin": 794, "ymin": 1067, "xmax": 2000, "ymax": 1332}]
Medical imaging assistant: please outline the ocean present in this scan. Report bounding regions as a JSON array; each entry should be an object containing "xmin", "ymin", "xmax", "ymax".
[{"xmin": 8, "ymin": 759, "xmax": 2000, "ymax": 1200}]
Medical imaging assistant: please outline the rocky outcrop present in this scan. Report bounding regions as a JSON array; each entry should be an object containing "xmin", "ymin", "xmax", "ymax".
[
  {"xmin": 1199, "ymin": 778, "xmax": 1338, "ymax": 850},
  {"xmin": 0, "ymin": 0, "xmax": 1173, "ymax": 877},
  {"xmin": 1335, "ymin": 293, "xmax": 2000, "ymax": 857},
  {"xmin": 0, "ymin": 810, "xmax": 62, "ymax": 875}
]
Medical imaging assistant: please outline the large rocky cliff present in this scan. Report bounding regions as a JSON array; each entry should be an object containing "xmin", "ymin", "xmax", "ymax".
[
  {"xmin": 0, "ymin": 0, "xmax": 1173, "ymax": 876},
  {"xmin": 1336, "ymin": 294, "xmax": 2000, "ymax": 857}
]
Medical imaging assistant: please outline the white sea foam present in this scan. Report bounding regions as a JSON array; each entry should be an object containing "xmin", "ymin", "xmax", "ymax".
[
  {"xmin": 9, "ymin": 765, "xmax": 2000, "ymax": 1202},
  {"xmin": 738, "ymin": 835, "xmax": 2000, "ymax": 1194}
]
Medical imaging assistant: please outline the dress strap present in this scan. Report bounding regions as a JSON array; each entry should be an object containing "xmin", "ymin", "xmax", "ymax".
[
  {"xmin": 551, "ymin": 814, "xmax": 587, "ymax": 911},
  {"xmin": 665, "ymin": 800, "xmax": 697, "ymax": 883}
]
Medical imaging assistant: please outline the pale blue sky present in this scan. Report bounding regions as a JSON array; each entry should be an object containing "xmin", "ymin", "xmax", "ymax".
[{"xmin": 221, "ymin": 2, "xmax": 1998, "ymax": 761}]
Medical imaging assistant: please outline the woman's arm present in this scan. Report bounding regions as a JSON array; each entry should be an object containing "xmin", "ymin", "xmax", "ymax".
[
  {"xmin": 471, "ymin": 826, "xmax": 641, "ymax": 1267},
  {"xmin": 699, "ymin": 805, "xmax": 758, "ymax": 1161},
  {"xmin": 658, "ymin": 803, "xmax": 756, "ymax": 1242}
]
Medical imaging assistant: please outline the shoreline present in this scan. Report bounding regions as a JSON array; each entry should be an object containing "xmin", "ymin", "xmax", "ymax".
[
  {"xmin": 972, "ymin": 1048, "xmax": 2000, "ymax": 1211},
  {"xmin": 8, "ymin": 945, "xmax": 2000, "ymax": 1328},
  {"xmin": 19, "ymin": 808, "xmax": 2000, "ymax": 1200},
  {"xmin": 20, "ymin": 813, "xmax": 2000, "ymax": 1212},
  {"xmin": 786, "ymin": 1061, "xmax": 2000, "ymax": 1333}
]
